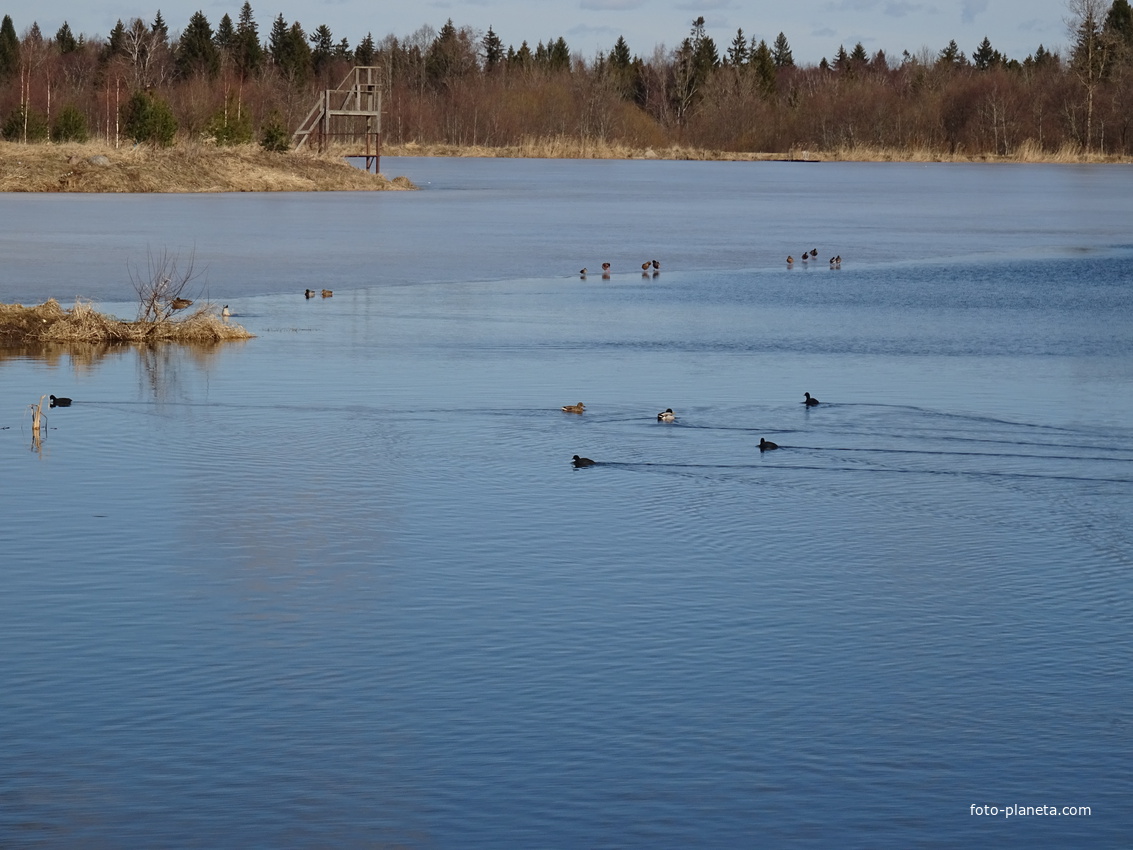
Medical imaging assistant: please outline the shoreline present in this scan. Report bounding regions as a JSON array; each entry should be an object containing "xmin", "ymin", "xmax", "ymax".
[
  {"xmin": 0, "ymin": 142, "xmax": 416, "ymax": 193},
  {"xmin": 382, "ymin": 139, "xmax": 1133, "ymax": 165}
]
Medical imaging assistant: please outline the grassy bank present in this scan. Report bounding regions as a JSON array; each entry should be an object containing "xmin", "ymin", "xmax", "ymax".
[
  {"xmin": 382, "ymin": 137, "xmax": 1133, "ymax": 164},
  {"xmin": 1, "ymin": 299, "xmax": 254, "ymax": 344},
  {"xmin": 0, "ymin": 142, "xmax": 417, "ymax": 192}
]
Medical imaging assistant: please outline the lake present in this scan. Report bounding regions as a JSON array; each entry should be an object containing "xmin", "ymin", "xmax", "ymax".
[{"xmin": 1, "ymin": 157, "xmax": 1131, "ymax": 848}]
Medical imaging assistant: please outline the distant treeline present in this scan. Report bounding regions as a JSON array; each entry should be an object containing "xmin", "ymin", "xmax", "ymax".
[{"xmin": 0, "ymin": 1, "xmax": 1132, "ymax": 155}]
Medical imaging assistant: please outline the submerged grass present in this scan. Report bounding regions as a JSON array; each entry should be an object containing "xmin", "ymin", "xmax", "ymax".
[{"xmin": 1, "ymin": 299, "xmax": 254, "ymax": 344}]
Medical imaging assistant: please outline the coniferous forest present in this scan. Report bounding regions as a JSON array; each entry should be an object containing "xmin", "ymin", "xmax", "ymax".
[{"xmin": 1, "ymin": 0, "xmax": 1132, "ymax": 157}]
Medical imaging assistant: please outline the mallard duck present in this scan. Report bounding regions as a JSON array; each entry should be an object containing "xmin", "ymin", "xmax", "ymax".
[
  {"xmin": 572, "ymin": 455, "xmax": 596, "ymax": 467},
  {"xmin": 804, "ymin": 392, "xmax": 820, "ymax": 406},
  {"xmin": 561, "ymin": 402, "xmax": 585, "ymax": 414},
  {"xmin": 759, "ymin": 437, "xmax": 779, "ymax": 451},
  {"xmin": 305, "ymin": 289, "xmax": 316, "ymax": 298},
  {"xmin": 171, "ymin": 298, "xmax": 193, "ymax": 310},
  {"xmin": 787, "ymin": 255, "xmax": 794, "ymax": 265},
  {"xmin": 49, "ymin": 394, "xmax": 72, "ymax": 408},
  {"xmin": 651, "ymin": 259, "xmax": 660, "ymax": 270},
  {"xmin": 221, "ymin": 305, "xmax": 230, "ymax": 318},
  {"xmin": 657, "ymin": 408, "xmax": 675, "ymax": 422},
  {"xmin": 580, "ymin": 268, "xmax": 588, "ymax": 276},
  {"xmin": 810, "ymin": 248, "xmax": 818, "ymax": 258},
  {"xmin": 642, "ymin": 261, "xmax": 651, "ymax": 271},
  {"xmin": 601, "ymin": 262, "xmax": 611, "ymax": 272},
  {"xmin": 321, "ymin": 289, "xmax": 333, "ymax": 297}
]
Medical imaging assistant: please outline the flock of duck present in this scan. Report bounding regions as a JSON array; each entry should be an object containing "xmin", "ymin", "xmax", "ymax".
[
  {"xmin": 304, "ymin": 289, "xmax": 334, "ymax": 298},
  {"xmin": 579, "ymin": 260, "xmax": 660, "ymax": 277},
  {"xmin": 579, "ymin": 254, "xmax": 843, "ymax": 276},
  {"xmin": 567, "ymin": 393, "xmax": 821, "ymax": 467},
  {"xmin": 787, "ymin": 249, "xmax": 841, "ymax": 267}
]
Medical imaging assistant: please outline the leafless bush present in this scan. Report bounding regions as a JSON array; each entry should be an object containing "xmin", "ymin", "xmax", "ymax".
[{"xmin": 130, "ymin": 249, "xmax": 203, "ymax": 323}]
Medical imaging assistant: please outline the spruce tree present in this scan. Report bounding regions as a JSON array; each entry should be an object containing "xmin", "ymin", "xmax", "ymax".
[
  {"xmin": 177, "ymin": 11, "xmax": 220, "ymax": 78},
  {"xmin": 55, "ymin": 21, "xmax": 77, "ymax": 54},
  {"xmin": 355, "ymin": 32, "xmax": 375, "ymax": 66},
  {"xmin": 234, "ymin": 3, "xmax": 263, "ymax": 76},
  {"xmin": 727, "ymin": 28, "xmax": 748, "ymax": 66},
  {"xmin": 550, "ymin": 36, "xmax": 571, "ymax": 71},
  {"xmin": 771, "ymin": 32, "xmax": 793, "ymax": 68},
  {"xmin": 309, "ymin": 24, "xmax": 334, "ymax": 73},
  {"xmin": 215, "ymin": 14, "xmax": 235, "ymax": 51},
  {"xmin": 152, "ymin": 10, "xmax": 168, "ymax": 42},
  {"xmin": 482, "ymin": 26, "xmax": 503, "ymax": 71},
  {"xmin": 1, "ymin": 15, "xmax": 22, "ymax": 77},
  {"xmin": 750, "ymin": 39, "xmax": 776, "ymax": 95},
  {"xmin": 610, "ymin": 35, "xmax": 631, "ymax": 70},
  {"xmin": 972, "ymin": 36, "xmax": 996, "ymax": 69}
]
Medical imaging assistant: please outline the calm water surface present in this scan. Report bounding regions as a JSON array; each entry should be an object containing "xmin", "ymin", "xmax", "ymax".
[{"xmin": 1, "ymin": 159, "xmax": 1131, "ymax": 848}]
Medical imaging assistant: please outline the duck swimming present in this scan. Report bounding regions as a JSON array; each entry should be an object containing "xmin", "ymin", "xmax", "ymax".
[
  {"xmin": 221, "ymin": 305, "xmax": 230, "ymax": 318},
  {"xmin": 572, "ymin": 455, "xmax": 596, "ymax": 467},
  {"xmin": 580, "ymin": 268, "xmax": 588, "ymax": 276},
  {"xmin": 759, "ymin": 437, "xmax": 779, "ymax": 451},
  {"xmin": 601, "ymin": 262, "xmax": 611, "ymax": 272},
  {"xmin": 657, "ymin": 408, "xmax": 675, "ymax": 422},
  {"xmin": 321, "ymin": 289, "xmax": 333, "ymax": 297},
  {"xmin": 305, "ymin": 289, "xmax": 316, "ymax": 298},
  {"xmin": 804, "ymin": 392, "xmax": 820, "ymax": 406},
  {"xmin": 561, "ymin": 402, "xmax": 585, "ymax": 414},
  {"xmin": 49, "ymin": 395, "xmax": 72, "ymax": 408},
  {"xmin": 171, "ymin": 298, "xmax": 193, "ymax": 310},
  {"xmin": 787, "ymin": 256, "xmax": 795, "ymax": 265},
  {"xmin": 651, "ymin": 259, "xmax": 660, "ymax": 270}
]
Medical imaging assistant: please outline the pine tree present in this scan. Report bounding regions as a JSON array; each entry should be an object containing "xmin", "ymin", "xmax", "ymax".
[
  {"xmin": 151, "ymin": 10, "xmax": 168, "ymax": 42},
  {"xmin": 771, "ymin": 32, "xmax": 793, "ymax": 68}
]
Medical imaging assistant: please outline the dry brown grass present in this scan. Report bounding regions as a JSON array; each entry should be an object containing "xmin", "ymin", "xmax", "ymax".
[
  {"xmin": 1, "ymin": 298, "xmax": 254, "ymax": 344},
  {"xmin": 0, "ymin": 140, "xmax": 418, "ymax": 192},
  {"xmin": 383, "ymin": 137, "xmax": 1133, "ymax": 164}
]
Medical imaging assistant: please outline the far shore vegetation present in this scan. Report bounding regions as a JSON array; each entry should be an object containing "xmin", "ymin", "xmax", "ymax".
[{"xmin": 1, "ymin": 2, "xmax": 1132, "ymax": 171}]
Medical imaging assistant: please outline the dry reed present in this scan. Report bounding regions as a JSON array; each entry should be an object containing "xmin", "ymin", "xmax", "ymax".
[
  {"xmin": 2, "ymin": 299, "xmax": 254, "ymax": 344},
  {"xmin": 0, "ymin": 141, "xmax": 418, "ymax": 193},
  {"xmin": 383, "ymin": 136, "xmax": 1133, "ymax": 165}
]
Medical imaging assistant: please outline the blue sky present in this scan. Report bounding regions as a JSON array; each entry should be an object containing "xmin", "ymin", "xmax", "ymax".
[{"xmin": 9, "ymin": 0, "xmax": 1073, "ymax": 65}]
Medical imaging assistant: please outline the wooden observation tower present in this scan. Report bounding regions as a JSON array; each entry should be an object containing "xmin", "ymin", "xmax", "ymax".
[{"xmin": 293, "ymin": 66, "xmax": 383, "ymax": 173}]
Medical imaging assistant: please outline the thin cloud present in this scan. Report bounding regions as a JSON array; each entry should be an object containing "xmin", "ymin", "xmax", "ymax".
[
  {"xmin": 579, "ymin": 0, "xmax": 645, "ymax": 10},
  {"xmin": 884, "ymin": 2, "xmax": 924, "ymax": 17},
  {"xmin": 961, "ymin": 0, "xmax": 988, "ymax": 24}
]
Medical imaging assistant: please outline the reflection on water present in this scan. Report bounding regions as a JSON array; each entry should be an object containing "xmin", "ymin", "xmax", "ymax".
[{"xmin": 2, "ymin": 161, "xmax": 1132, "ymax": 849}]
